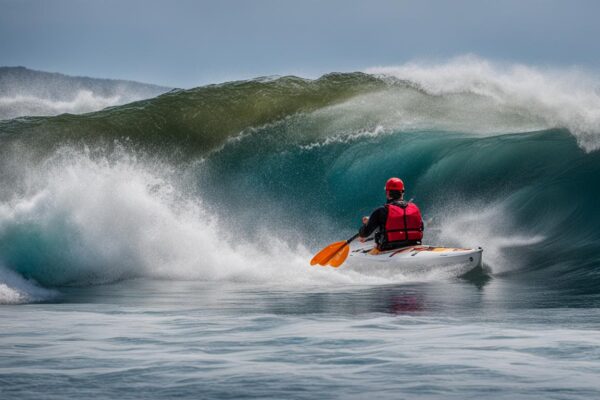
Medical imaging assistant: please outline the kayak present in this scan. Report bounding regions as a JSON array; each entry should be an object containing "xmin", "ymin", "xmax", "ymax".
[{"xmin": 345, "ymin": 241, "xmax": 483, "ymax": 275}]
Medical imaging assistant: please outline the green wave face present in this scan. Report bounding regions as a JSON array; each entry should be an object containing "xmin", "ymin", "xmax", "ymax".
[
  {"xmin": 0, "ymin": 72, "xmax": 599, "ymax": 292},
  {"xmin": 0, "ymin": 73, "xmax": 387, "ymax": 158}
]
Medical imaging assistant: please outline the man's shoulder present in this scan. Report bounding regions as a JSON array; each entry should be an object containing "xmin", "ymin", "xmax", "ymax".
[
  {"xmin": 368, "ymin": 205, "xmax": 387, "ymax": 217},
  {"xmin": 371, "ymin": 205, "xmax": 388, "ymax": 219}
]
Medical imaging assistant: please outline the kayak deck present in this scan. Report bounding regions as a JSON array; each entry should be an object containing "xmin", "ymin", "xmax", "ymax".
[{"xmin": 346, "ymin": 242, "xmax": 483, "ymax": 273}]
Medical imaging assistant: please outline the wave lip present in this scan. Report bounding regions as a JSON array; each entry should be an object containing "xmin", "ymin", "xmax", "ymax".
[{"xmin": 367, "ymin": 56, "xmax": 600, "ymax": 152}]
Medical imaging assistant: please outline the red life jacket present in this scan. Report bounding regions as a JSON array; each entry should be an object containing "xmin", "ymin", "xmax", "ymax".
[{"xmin": 384, "ymin": 202, "xmax": 423, "ymax": 243}]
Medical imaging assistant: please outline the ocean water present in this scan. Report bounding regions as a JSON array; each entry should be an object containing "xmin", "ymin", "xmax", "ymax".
[
  {"xmin": 1, "ymin": 58, "xmax": 600, "ymax": 398},
  {"xmin": 2, "ymin": 280, "xmax": 600, "ymax": 399}
]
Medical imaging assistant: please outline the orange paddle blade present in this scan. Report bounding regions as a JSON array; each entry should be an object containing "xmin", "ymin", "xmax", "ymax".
[
  {"xmin": 327, "ymin": 243, "xmax": 350, "ymax": 268},
  {"xmin": 310, "ymin": 241, "xmax": 347, "ymax": 266}
]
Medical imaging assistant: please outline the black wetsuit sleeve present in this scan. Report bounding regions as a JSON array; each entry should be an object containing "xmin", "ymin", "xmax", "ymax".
[{"xmin": 359, "ymin": 207, "xmax": 386, "ymax": 237}]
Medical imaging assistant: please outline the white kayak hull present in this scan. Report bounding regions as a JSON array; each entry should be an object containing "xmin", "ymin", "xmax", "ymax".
[{"xmin": 346, "ymin": 242, "xmax": 483, "ymax": 276}]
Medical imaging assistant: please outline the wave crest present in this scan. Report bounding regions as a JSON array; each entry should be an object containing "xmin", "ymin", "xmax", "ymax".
[{"xmin": 367, "ymin": 56, "xmax": 600, "ymax": 151}]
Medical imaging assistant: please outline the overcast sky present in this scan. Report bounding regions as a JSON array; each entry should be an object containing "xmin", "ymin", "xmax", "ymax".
[{"xmin": 1, "ymin": 0, "xmax": 600, "ymax": 87}]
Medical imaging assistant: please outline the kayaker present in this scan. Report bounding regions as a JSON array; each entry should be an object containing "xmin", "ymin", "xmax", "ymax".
[{"xmin": 359, "ymin": 177, "xmax": 424, "ymax": 251}]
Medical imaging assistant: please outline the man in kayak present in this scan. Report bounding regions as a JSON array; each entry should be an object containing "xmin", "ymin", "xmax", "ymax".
[{"xmin": 359, "ymin": 177, "xmax": 424, "ymax": 251}]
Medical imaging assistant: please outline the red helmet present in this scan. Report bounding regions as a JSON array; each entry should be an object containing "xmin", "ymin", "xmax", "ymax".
[{"xmin": 385, "ymin": 177, "xmax": 404, "ymax": 192}]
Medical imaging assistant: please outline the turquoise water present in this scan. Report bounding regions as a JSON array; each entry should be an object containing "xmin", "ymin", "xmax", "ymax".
[{"xmin": 1, "ymin": 69, "xmax": 600, "ymax": 398}]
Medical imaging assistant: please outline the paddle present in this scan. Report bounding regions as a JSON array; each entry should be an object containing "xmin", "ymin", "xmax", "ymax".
[{"xmin": 310, "ymin": 233, "xmax": 359, "ymax": 268}]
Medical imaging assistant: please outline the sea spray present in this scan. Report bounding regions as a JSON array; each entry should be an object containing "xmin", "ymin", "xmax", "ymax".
[{"xmin": 0, "ymin": 148, "xmax": 406, "ymax": 292}]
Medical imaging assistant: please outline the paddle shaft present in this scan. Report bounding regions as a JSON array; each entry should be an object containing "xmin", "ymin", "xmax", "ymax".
[{"xmin": 346, "ymin": 233, "xmax": 360, "ymax": 244}]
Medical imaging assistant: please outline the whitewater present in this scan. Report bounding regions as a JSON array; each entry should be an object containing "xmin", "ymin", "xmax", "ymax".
[{"xmin": 1, "ymin": 58, "xmax": 600, "ymax": 399}]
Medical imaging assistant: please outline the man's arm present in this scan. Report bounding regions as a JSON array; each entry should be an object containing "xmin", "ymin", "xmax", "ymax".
[{"xmin": 359, "ymin": 207, "xmax": 385, "ymax": 238}]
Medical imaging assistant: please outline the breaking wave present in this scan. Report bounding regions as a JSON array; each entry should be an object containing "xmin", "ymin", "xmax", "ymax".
[{"xmin": 1, "ymin": 57, "xmax": 599, "ymax": 303}]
